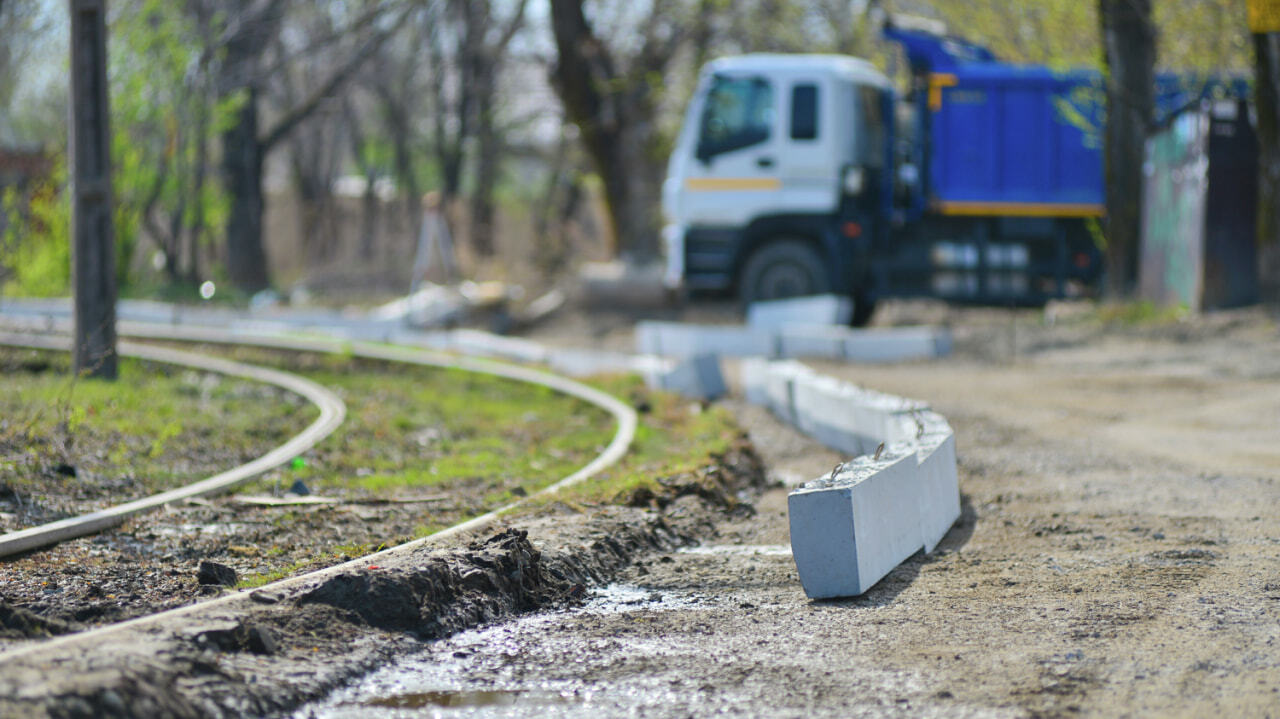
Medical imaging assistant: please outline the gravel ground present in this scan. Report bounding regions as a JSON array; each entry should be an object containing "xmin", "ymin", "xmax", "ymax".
[
  {"xmin": 4, "ymin": 302, "xmax": 1279, "ymax": 718},
  {"xmin": 304, "ymin": 303, "xmax": 1280, "ymax": 718}
]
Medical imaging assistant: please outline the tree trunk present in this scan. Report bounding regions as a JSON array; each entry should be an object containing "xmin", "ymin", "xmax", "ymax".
[
  {"xmin": 221, "ymin": 87, "xmax": 270, "ymax": 293},
  {"xmin": 548, "ymin": 0, "xmax": 663, "ymax": 263},
  {"xmin": 594, "ymin": 122, "xmax": 663, "ymax": 261},
  {"xmin": 1256, "ymin": 31, "xmax": 1280, "ymax": 303},
  {"xmin": 470, "ymin": 66, "xmax": 499, "ymax": 257},
  {"xmin": 1099, "ymin": 0, "xmax": 1155, "ymax": 299},
  {"xmin": 187, "ymin": 110, "xmax": 208, "ymax": 285}
]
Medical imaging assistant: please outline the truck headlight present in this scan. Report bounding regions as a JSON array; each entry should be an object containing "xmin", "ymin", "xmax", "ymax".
[{"xmin": 842, "ymin": 166, "xmax": 865, "ymax": 196}]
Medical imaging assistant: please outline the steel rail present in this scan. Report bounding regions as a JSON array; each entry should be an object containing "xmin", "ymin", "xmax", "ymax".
[
  {"xmin": 0, "ymin": 332, "xmax": 347, "ymax": 557},
  {"xmin": 0, "ymin": 320, "xmax": 637, "ymax": 665}
]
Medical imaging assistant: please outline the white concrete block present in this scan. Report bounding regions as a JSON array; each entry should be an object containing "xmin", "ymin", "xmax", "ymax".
[
  {"xmin": 646, "ymin": 353, "xmax": 726, "ymax": 400},
  {"xmin": 635, "ymin": 321, "xmax": 776, "ymax": 358},
  {"xmin": 791, "ymin": 373, "xmax": 873, "ymax": 456},
  {"xmin": 933, "ymin": 328, "xmax": 954, "ymax": 357},
  {"xmin": 762, "ymin": 360, "xmax": 812, "ymax": 424},
  {"xmin": 763, "ymin": 359, "xmax": 959, "ymax": 598},
  {"xmin": 547, "ymin": 349, "xmax": 640, "ymax": 376},
  {"xmin": 739, "ymin": 357, "xmax": 771, "ymax": 406},
  {"xmin": 747, "ymin": 294, "xmax": 852, "ymax": 329},
  {"xmin": 789, "ymin": 451, "xmax": 925, "ymax": 598},
  {"xmin": 777, "ymin": 326, "xmax": 848, "ymax": 359},
  {"xmin": 914, "ymin": 429, "xmax": 960, "ymax": 552},
  {"xmin": 842, "ymin": 327, "xmax": 944, "ymax": 363}
]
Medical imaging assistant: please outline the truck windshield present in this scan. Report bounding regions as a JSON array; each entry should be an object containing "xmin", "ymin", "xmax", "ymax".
[{"xmin": 697, "ymin": 75, "xmax": 773, "ymax": 160}]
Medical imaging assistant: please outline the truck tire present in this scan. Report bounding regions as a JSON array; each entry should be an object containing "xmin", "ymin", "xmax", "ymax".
[{"xmin": 738, "ymin": 239, "xmax": 831, "ymax": 305}]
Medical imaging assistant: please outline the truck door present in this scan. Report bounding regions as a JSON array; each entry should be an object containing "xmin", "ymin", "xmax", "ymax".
[
  {"xmin": 681, "ymin": 74, "xmax": 782, "ymax": 229},
  {"xmin": 778, "ymin": 79, "xmax": 839, "ymax": 214}
]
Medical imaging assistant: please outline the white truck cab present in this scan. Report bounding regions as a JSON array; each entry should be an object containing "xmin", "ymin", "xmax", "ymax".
[{"xmin": 662, "ymin": 54, "xmax": 894, "ymax": 320}]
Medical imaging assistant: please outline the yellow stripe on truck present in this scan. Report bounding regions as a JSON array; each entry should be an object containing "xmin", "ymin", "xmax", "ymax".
[
  {"xmin": 934, "ymin": 200, "xmax": 1105, "ymax": 218},
  {"xmin": 685, "ymin": 177, "xmax": 781, "ymax": 191}
]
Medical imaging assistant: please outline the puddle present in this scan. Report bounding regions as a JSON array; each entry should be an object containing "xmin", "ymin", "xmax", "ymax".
[
  {"xmin": 581, "ymin": 583, "xmax": 714, "ymax": 614},
  {"xmin": 677, "ymin": 544, "xmax": 792, "ymax": 557},
  {"xmin": 359, "ymin": 689, "xmax": 572, "ymax": 709},
  {"xmin": 150, "ymin": 522, "xmax": 256, "ymax": 537}
]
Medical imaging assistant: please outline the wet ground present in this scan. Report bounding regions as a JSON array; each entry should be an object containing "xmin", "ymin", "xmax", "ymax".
[{"xmin": 301, "ymin": 305, "xmax": 1280, "ymax": 718}]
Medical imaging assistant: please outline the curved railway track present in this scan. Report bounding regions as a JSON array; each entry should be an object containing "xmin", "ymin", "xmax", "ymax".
[
  {"xmin": 0, "ymin": 331, "xmax": 346, "ymax": 558},
  {"xmin": 0, "ymin": 321, "xmax": 637, "ymax": 664}
]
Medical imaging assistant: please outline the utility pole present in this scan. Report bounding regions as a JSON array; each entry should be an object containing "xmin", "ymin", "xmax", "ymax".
[{"xmin": 69, "ymin": 0, "xmax": 118, "ymax": 379}]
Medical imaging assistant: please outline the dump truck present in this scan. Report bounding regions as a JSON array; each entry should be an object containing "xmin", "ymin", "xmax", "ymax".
[{"xmin": 661, "ymin": 23, "xmax": 1238, "ymax": 324}]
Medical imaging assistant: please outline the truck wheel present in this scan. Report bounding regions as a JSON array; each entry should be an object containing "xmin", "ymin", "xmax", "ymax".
[{"xmin": 739, "ymin": 239, "xmax": 830, "ymax": 305}]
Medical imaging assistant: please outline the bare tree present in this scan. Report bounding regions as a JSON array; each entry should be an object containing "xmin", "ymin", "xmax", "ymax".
[
  {"xmin": 548, "ymin": 0, "xmax": 689, "ymax": 262},
  {"xmin": 367, "ymin": 22, "xmax": 426, "ymax": 232},
  {"xmin": 343, "ymin": 94, "xmax": 381, "ymax": 261},
  {"xmin": 212, "ymin": 0, "xmax": 402, "ymax": 292},
  {"xmin": 427, "ymin": 2, "xmax": 472, "ymax": 205},
  {"xmin": 1099, "ymin": 0, "xmax": 1155, "ymax": 298},
  {"xmin": 467, "ymin": 0, "xmax": 528, "ymax": 258}
]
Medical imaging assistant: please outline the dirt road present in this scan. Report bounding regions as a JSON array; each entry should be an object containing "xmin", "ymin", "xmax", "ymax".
[{"xmin": 307, "ymin": 307, "xmax": 1280, "ymax": 718}]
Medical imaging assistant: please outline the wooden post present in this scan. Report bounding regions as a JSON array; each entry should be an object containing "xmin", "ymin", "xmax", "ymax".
[{"xmin": 69, "ymin": 0, "xmax": 118, "ymax": 379}]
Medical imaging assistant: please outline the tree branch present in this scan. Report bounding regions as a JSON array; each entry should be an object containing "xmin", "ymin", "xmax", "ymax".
[
  {"xmin": 494, "ymin": 0, "xmax": 529, "ymax": 53},
  {"xmin": 259, "ymin": 9, "xmax": 406, "ymax": 151}
]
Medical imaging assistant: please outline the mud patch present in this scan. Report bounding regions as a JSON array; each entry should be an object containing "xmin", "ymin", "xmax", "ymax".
[
  {"xmin": 0, "ymin": 442, "xmax": 765, "ymax": 718},
  {"xmin": 0, "ymin": 601, "xmax": 82, "ymax": 640},
  {"xmin": 297, "ymin": 528, "xmax": 568, "ymax": 637}
]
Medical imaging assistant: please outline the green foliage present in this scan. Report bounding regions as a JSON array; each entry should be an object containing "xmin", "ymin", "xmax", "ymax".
[
  {"xmin": 110, "ymin": 0, "xmax": 237, "ymax": 288},
  {"xmin": 1155, "ymin": 0, "xmax": 1251, "ymax": 73},
  {"xmin": 1, "ymin": 1, "xmax": 238, "ymax": 297},
  {"xmin": 0, "ymin": 158, "xmax": 71, "ymax": 297},
  {"xmin": 925, "ymin": 0, "xmax": 1099, "ymax": 70}
]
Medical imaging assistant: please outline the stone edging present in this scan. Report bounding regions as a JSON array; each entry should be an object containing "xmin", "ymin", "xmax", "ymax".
[{"xmin": 740, "ymin": 358, "xmax": 960, "ymax": 598}]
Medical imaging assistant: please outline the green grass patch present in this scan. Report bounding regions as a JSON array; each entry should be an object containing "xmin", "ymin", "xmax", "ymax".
[
  {"xmin": 212, "ymin": 347, "xmax": 614, "ymax": 502},
  {"xmin": 1088, "ymin": 300, "xmax": 1189, "ymax": 326},
  {"xmin": 0, "ymin": 347, "xmax": 316, "ymax": 506},
  {"xmin": 236, "ymin": 559, "xmax": 311, "ymax": 589},
  {"xmin": 516, "ymin": 374, "xmax": 742, "ymax": 511}
]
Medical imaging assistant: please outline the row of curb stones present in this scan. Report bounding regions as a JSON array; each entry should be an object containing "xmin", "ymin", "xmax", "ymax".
[{"xmin": 741, "ymin": 358, "xmax": 961, "ymax": 599}]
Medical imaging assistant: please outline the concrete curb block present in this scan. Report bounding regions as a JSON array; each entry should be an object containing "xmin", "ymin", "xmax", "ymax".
[
  {"xmin": 392, "ymin": 328, "xmax": 726, "ymax": 400},
  {"xmin": 747, "ymin": 294, "xmax": 852, "ymax": 328},
  {"xmin": 636, "ymin": 320, "xmax": 950, "ymax": 362},
  {"xmin": 645, "ymin": 354, "xmax": 726, "ymax": 401},
  {"xmin": 740, "ymin": 358, "xmax": 960, "ymax": 599}
]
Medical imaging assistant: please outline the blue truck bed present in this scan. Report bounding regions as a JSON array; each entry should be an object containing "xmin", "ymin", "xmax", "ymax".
[
  {"xmin": 928, "ymin": 64, "xmax": 1104, "ymax": 215},
  {"xmin": 887, "ymin": 25, "xmax": 1246, "ymax": 220}
]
